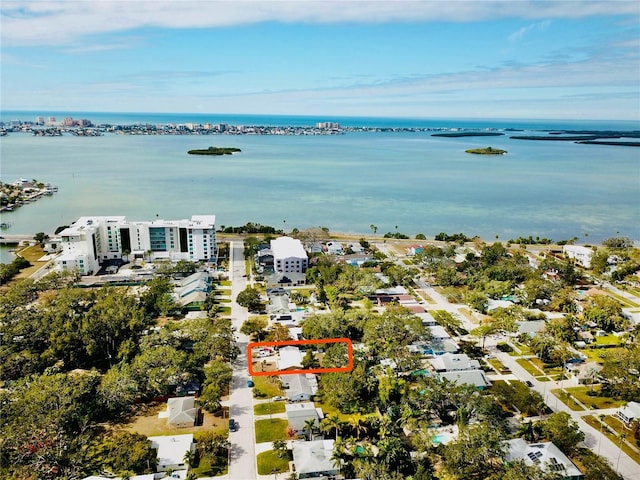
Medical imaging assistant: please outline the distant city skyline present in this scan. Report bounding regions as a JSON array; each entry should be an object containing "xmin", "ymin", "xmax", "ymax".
[{"xmin": 1, "ymin": 1, "xmax": 639, "ymax": 120}]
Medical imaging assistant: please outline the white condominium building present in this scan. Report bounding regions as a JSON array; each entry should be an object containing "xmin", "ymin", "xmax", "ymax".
[
  {"xmin": 55, "ymin": 214, "xmax": 217, "ymax": 275},
  {"xmin": 271, "ymin": 236, "xmax": 308, "ymax": 273}
]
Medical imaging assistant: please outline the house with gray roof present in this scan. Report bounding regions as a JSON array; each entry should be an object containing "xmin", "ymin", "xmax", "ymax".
[
  {"xmin": 165, "ymin": 396, "xmax": 199, "ymax": 428},
  {"xmin": 617, "ymin": 401, "xmax": 640, "ymax": 426},
  {"xmin": 282, "ymin": 373, "xmax": 318, "ymax": 402},
  {"xmin": 429, "ymin": 353, "xmax": 481, "ymax": 372},
  {"xmin": 292, "ymin": 439, "xmax": 340, "ymax": 479},
  {"xmin": 506, "ymin": 438, "xmax": 583, "ymax": 479},
  {"xmin": 286, "ymin": 402, "xmax": 324, "ymax": 438},
  {"xmin": 438, "ymin": 369, "xmax": 490, "ymax": 390}
]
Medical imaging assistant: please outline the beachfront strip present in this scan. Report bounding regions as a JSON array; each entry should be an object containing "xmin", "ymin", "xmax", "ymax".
[{"xmin": 5, "ymin": 213, "xmax": 640, "ymax": 480}]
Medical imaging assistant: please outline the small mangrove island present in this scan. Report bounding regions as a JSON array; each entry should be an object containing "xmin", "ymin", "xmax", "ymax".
[
  {"xmin": 187, "ymin": 146, "xmax": 242, "ymax": 155},
  {"xmin": 432, "ymin": 131, "xmax": 504, "ymax": 138},
  {"xmin": 465, "ymin": 146, "xmax": 507, "ymax": 155}
]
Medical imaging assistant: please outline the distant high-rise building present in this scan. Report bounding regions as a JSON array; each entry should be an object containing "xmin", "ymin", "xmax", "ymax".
[
  {"xmin": 47, "ymin": 117, "xmax": 57, "ymax": 126},
  {"xmin": 35, "ymin": 116, "xmax": 44, "ymax": 125},
  {"xmin": 316, "ymin": 121, "xmax": 340, "ymax": 129}
]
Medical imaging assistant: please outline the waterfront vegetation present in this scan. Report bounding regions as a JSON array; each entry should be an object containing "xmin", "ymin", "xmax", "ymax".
[
  {"xmin": 187, "ymin": 146, "xmax": 241, "ymax": 155},
  {"xmin": 465, "ymin": 146, "xmax": 507, "ymax": 155}
]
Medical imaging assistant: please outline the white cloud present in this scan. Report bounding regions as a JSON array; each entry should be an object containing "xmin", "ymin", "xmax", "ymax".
[
  {"xmin": 2, "ymin": 0, "xmax": 639, "ymax": 46},
  {"xmin": 508, "ymin": 20, "xmax": 552, "ymax": 43}
]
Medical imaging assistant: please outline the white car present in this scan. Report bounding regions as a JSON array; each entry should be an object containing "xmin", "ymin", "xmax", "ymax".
[{"xmin": 272, "ymin": 396, "xmax": 287, "ymax": 401}]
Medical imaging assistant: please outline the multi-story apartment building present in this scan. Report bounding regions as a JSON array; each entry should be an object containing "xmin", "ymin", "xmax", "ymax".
[
  {"xmin": 271, "ymin": 236, "xmax": 308, "ymax": 274},
  {"xmin": 55, "ymin": 214, "xmax": 217, "ymax": 275}
]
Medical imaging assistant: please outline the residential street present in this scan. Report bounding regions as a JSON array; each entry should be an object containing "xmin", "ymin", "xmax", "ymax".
[{"xmin": 225, "ymin": 240, "xmax": 257, "ymax": 480}]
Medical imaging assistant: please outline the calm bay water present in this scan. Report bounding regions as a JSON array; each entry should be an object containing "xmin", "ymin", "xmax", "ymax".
[{"xmin": 1, "ymin": 112, "xmax": 639, "ymax": 265}]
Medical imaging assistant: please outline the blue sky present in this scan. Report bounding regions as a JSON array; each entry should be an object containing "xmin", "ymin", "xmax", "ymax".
[{"xmin": 1, "ymin": 1, "xmax": 639, "ymax": 120}]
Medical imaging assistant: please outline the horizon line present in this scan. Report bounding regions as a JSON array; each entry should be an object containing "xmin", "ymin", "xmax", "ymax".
[{"xmin": 1, "ymin": 109, "xmax": 638, "ymax": 124}]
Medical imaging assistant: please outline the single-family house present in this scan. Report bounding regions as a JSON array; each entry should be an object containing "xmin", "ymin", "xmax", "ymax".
[
  {"xmin": 408, "ymin": 244, "xmax": 424, "ymax": 256},
  {"xmin": 506, "ymin": 438, "xmax": 583, "ymax": 479},
  {"xmin": 265, "ymin": 271, "xmax": 307, "ymax": 287},
  {"xmin": 148, "ymin": 434, "xmax": 195, "ymax": 472},
  {"xmin": 279, "ymin": 346, "xmax": 304, "ymax": 370},
  {"xmin": 429, "ymin": 353, "xmax": 481, "ymax": 372},
  {"xmin": 515, "ymin": 320, "xmax": 547, "ymax": 337},
  {"xmin": 267, "ymin": 291, "xmax": 291, "ymax": 314},
  {"xmin": 417, "ymin": 311, "xmax": 438, "ymax": 326},
  {"xmin": 283, "ymin": 373, "xmax": 318, "ymax": 402},
  {"xmin": 578, "ymin": 331, "xmax": 594, "ymax": 343},
  {"xmin": 292, "ymin": 439, "xmax": 341, "ymax": 479},
  {"xmin": 286, "ymin": 402, "xmax": 324, "ymax": 438},
  {"xmin": 165, "ymin": 396, "xmax": 199, "ymax": 428},
  {"xmin": 617, "ymin": 401, "xmax": 640, "ymax": 426},
  {"xmin": 438, "ymin": 370, "xmax": 490, "ymax": 390},
  {"xmin": 172, "ymin": 271, "xmax": 212, "ymax": 310},
  {"xmin": 256, "ymin": 248, "xmax": 274, "ymax": 270},
  {"xmin": 347, "ymin": 242, "xmax": 365, "ymax": 254},
  {"xmin": 325, "ymin": 241, "xmax": 343, "ymax": 255}
]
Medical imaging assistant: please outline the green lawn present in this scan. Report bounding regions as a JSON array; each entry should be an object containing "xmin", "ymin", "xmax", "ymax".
[
  {"xmin": 252, "ymin": 376, "xmax": 284, "ymax": 398},
  {"xmin": 255, "ymin": 419, "xmax": 288, "ymax": 443},
  {"xmin": 513, "ymin": 343, "xmax": 533, "ymax": 356},
  {"xmin": 254, "ymin": 401, "xmax": 286, "ymax": 416},
  {"xmin": 516, "ymin": 358, "xmax": 545, "ymax": 376},
  {"xmin": 219, "ymin": 280, "xmax": 232, "ymax": 287},
  {"xmin": 594, "ymin": 335, "xmax": 622, "ymax": 347},
  {"xmin": 562, "ymin": 386, "xmax": 625, "ymax": 410},
  {"xmin": 487, "ymin": 358, "xmax": 510, "ymax": 373},
  {"xmin": 257, "ymin": 449, "xmax": 290, "ymax": 475},
  {"xmin": 550, "ymin": 389, "xmax": 585, "ymax": 411},
  {"xmin": 190, "ymin": 455, "xmax": 228, "ymax": 477}
]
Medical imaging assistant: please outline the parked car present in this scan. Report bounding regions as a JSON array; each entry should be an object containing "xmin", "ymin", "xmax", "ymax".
[
  {"xmin": 525, "ymin": 380, "xmax": 534, "ymax": 387},
  {"xmin": 247, "ymin": 380, "xmax": 254, "ymax": 387},
  {"xmin": 272, "ymin": 396, "xmax": 286, "ymax": 401},
  {"xmin": 229, "ymin": 418, "xmax": 238, "ymax": 431}
]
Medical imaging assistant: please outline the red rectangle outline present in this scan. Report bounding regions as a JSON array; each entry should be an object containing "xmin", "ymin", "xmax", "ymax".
[{"xmin": 248, "ymin": 338, "xmax": 353, "ymax": 376}]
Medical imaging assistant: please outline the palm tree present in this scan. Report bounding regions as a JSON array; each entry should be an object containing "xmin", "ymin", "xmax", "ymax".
[
  {"xmin": 586, "ymin": 366, "xmax": 600, "ymax": 393},
  {"xmin": 183, "ymin": 448, "xmax": 196, "ymax": 468},
  {"xmin": 330, "ymin": 447, "xmax": 344, "ymax": 474},
  {"xmin": 349, "ymin": 416, "xmax": 368, "ymax": 440},
  {"xmin": 370, "ymin": 224, "xmax": 378, "ymax": 236},
  {"xmin": 321, "ymin": 414, "xmax": 342, "ymax": 441},
  {"xmin": 304, "ymin": 418, "xmax": 317, "ymax": 441}
]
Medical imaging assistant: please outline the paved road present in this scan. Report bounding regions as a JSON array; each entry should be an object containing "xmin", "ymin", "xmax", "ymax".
[
  {"xmin": 226, "ymin": 240, "xmax": 258, "ymax": 480},
  {"xmin": 416, "ymin": 283, "xmax": 639, "ymax": 480}
]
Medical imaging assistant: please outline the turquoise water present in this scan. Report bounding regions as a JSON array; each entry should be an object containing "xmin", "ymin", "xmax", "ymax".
[
  {"xmin": 1, "ymin": 114, "xmax": 638, "ymax": 247},
  {"xmin": 432, "ymin": 434, "xmax": 448, "ymax": 444}
]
